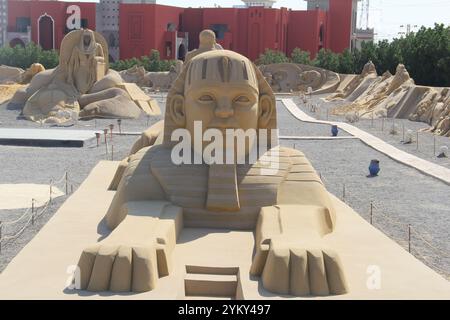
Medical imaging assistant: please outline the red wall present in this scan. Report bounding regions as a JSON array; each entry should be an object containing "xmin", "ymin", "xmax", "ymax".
[
  {"xmin": 8, "ymin": 0, "xmax": 96, "ymax": 50},
  {"xmin": 119, "ymin": 4, "xmax": 184, "ymax": 60},
  {"xmin": 327, "ymin": 0, "xmax": 353, "ymax": 53},
  {"xmin": 7, "ymin": 1, "xmax": 354, "ymax": 61},
  {"xmin": 287, "ymin": 9, "xmax": 327, "ymax": 58}
]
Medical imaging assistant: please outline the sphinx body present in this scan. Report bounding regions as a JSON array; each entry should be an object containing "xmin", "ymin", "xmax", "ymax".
[{"xmin": 77, "ymin": 49, "xmax": 348, "ymax": 297}]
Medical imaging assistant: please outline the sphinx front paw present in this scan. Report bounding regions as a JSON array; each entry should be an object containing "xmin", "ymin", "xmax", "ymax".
[
  {"xmin": 260, "ymin": 241, "xmax": 348, "ymax": 296},
  {"xmin": 77, "ymin": 242, "xmax": 158, "ymax": 293}
]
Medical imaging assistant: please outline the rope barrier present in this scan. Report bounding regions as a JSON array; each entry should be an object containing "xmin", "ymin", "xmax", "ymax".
[
  {"xmin": 410, "ymin": 227, "xmax": 450, "ymax": 258},
  {"xmin": 3, "ymin": 215, "xmax": 33, "ymax": 241},
  {"xmin": 411, "ymin": 247, "xmax": 450, "ymax": 280},
  {"xmin": 2, "ymin": 207, "xmax": 31, "ymax": 226},
  {"xmin": 319, "ymin": 172, "xmax": 450, "ymax": 273}
]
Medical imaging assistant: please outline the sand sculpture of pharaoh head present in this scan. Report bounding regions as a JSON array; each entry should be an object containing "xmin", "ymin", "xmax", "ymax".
[
  {"xmin": 184, "ymin": 30, "xmax": 223, "ymax": 64},
  {"xmin": 165, "ymin": 49, "xmax": 276, "ymax": 160}
]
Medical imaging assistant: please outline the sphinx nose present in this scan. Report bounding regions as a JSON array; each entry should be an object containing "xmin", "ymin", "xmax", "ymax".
[{"xmin": 214, "ymin": 98, "xmax": 234, "ymax": 118}]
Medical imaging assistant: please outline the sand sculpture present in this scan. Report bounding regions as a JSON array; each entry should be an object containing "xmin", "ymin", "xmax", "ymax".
[
  {"xmin": 118, "ymin": 61, "xmax": 184, "ymax": 91},
  {"xmin": 184, "ymin": 29, "xmax": 223, "ymax": 64},
  {"xmin": 331, "ymin": 64, "xmax": 414, "ymax": 118},
  {"xmin": 0, "ymin": 63, "xmax": 44, "ymax": 105},
  {"xmin": 325, "ymin": 60, "xmax": 450, "ymax": 136},
  {"xmin": 9, "ymin": 29, "xmax": 160, "ymax": 123},
  {"xmin": 0, "ymin": 65, "xmax": 24, "ymax": 84},
  {"xmin": 77, "ymin": 49, "xmax": 348, "ymax": 296},
  {"xmin": 118, "ymin": 65, "xmax": 150, "ymax": 87},
  {"xmin": 259, "ymin": 63, "xmax": 340, "ymax": 94},
  {"xmin": 326, "ymin": 61, "xmax": 377, "ymax": 101}
]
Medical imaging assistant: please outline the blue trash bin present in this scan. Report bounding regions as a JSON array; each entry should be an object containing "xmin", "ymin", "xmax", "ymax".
[
  {"xmin": 331, "ymin": 125, "xmax": 338, "ymax": 137},
  {"xmin": 369, "ymin": 159, "xmax": 380, "ymax": 176}
]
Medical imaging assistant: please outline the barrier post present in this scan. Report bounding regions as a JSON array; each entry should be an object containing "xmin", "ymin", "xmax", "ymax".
[
  {"xmin": 65, "ymin": 171, "xmax": 68, "ymax": 195},
  {"xmin": 32, "ymin": 198, "xmax": 35, "ymax": 225},
  {"xmin": 49, "ymin": 179, "xmax": 53, "ymax": 203},
  {"xmin": 408, "ymin": 225, "xmax": 411, "ymax": 253},
  {"xmin": 370, "ymin": 201, "xmax": 373, "ymax": 225},
  {"xmin": 416, "ymin": 132, "xmax": 419, "ymax": 150}
]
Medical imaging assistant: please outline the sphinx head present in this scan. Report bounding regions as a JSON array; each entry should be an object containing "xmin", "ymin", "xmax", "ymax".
[
  {"xmin": 164, "ymin": 50, "xmax": 276, "ymax": 162},
  {"xmin": 199, "ymin": 30, "xmax": 217, "ymax": 49}
]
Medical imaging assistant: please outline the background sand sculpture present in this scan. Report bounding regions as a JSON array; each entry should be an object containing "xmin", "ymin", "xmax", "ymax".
[
  {"xmin": 0, "ymin": 63, "xmax": 45, "ymax": 105},
  {"xmin": 8, "ymin": 29, "xmax": 160, "ymax": 124},
  {"xmin": 118, "ymin": 61, "xmax": 183, "ymax": 91},
  {"xmin": 259, "ymin": 63, "xmax": 340, "ymax": 94},
  {"xmin": 321, "ymin": 62, "xmax": 450, "ymax": 136},
  {"xmin": 77, "ymin": 49, "xmax": 348, "ymax": 296}
]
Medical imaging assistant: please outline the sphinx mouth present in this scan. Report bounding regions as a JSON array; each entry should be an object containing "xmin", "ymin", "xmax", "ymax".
[{"xmin": 207, "ymin": 118, "xmax": 240, "ymax": 130}]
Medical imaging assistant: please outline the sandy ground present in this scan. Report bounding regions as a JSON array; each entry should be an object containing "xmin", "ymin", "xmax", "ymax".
[
  {"xmin": 0, "ymin": 93, "xmax": 448, "ymax": 280},
  {"xmin": 0, "ymin": 84, "xmax": 24, "ymax": 105}
]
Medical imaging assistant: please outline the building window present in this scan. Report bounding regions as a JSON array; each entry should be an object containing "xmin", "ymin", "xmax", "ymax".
[
  {"xmin": 16, "ymin": 17, "xmax": 31, "ymax": 32},
  {"xmin": 167, "ymin": 23, "xmax": 176, "ymax": 32},
  {"xmin": 210, "ymin": 24, "xmax": 228, "ymax": 40}
]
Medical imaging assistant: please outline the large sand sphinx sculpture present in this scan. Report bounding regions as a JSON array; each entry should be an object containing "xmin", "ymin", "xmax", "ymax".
[
  {"xmin": 77, "ymin": 49, "xmax": 348, "ymax": 296},
  {"xmin": 10, "ymin": 29, "xmax": 160, "ymax": 123}
]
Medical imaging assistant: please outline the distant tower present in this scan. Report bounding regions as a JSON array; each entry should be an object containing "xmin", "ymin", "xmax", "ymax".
[
  {"xmin": 241, "ymin": 0, "xmax": 277, "ymax": 8},
  {"xmin": 96, "ymin": 0, "xmax": 122, "ymax": 62},
  {"xmin": 358, "ymin": 0, "xmax": 370, "ymax": 29},
  {"xmin": 0, "ymin": 0, "xmax": 7, "ymax": 47}
]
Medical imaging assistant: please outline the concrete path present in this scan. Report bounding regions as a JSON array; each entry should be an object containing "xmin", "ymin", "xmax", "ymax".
[
  {"xmin": 282, "ymin": 99, "xmax": 450, "ymax": 185},
  {"xmin": 0, "ymin": 128, "xmax": 100, "ymax": 147},
  {"xmin": 0, "ymin": 184, "xmax": 64, "ymax": 210},
  {"xmin": 280, "ymin": 135, "xmax": 358, "ymax": 140}
]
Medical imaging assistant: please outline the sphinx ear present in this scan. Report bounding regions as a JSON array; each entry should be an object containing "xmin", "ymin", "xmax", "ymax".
[
  {"xmin": 258, "ymin": 94, "xmax": 274, "ymax": 128},
  {"xmin": 169, "ymin": 94, "xmax": 186, "ymax": 127}
]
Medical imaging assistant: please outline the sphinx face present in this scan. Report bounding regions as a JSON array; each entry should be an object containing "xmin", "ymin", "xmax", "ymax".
[{"xmin": 184, "ymin": 81, "xmax": 259, "ymax": 161}]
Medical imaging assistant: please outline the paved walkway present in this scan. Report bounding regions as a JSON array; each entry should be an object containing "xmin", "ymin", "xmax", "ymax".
[
  {"xmin": 282, "ymin": 99, "xmax": 450, "ymax": 186},
  {"xmin": 280, "ymin": 135, "xmax": 358, "ymax": 140},
  {"xmin": 0, "ymin": 128, "xmax": 100, "ymax": 147}
]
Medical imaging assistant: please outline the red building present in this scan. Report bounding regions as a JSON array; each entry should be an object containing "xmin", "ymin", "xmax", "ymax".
[
  {"xmin": 119, "ymin": 0, "xmax": 357, "ymax": 61},
  {"xmin": 6, "ymin": 0, "xmax": 96, "ymax": 50},
  {"xmin": 5, "ymin": 0, "xmax": 357, "ymax": 62}
]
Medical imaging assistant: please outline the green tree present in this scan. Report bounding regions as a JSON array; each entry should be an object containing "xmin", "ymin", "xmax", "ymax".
[
  {"xmin": 336, "ymin": 49, "xmax": 356, "ymax": 74},
  {"xmin": 290, "ymin": 48, "xmax": 312, "ymax": 65},
  {"xmin": 256, "ymin": 49, "xmax": 289, "ymax": 65},
  {"xmin": 313, "ymin": 49, "xmax": 340, "ymax": 72}
]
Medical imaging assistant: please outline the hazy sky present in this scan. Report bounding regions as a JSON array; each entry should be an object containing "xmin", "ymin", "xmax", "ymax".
[{"xmin": 66, "ymin": 0, "xmax": 450, "ymax": 41}]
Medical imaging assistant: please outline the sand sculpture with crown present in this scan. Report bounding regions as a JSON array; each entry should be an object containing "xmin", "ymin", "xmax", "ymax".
[
  {"xmin": 10, "ymin": 29, "xmax": 160, "ymax": 123},
  {"xmin": 77, "ymin": 48, "xmax": 348, "ymax": 296}
]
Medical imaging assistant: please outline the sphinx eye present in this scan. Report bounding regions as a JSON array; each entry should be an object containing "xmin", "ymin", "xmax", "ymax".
[
  {"xmin": 198, "ymin": 94, "xmax": 214, "ymax": 103},
  {"xmin": 234, "ymin": 96, "xmax": 250, "ymax": 103}
]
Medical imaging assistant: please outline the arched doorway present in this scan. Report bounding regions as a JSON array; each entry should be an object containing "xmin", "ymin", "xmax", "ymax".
[
  {"xmin": 9, "ymin": 38, "xmax": 25, "ymax": 48},
  {"xmin": 178, "ymin": 43, "xmax": 186, "ymax": 61},
  {"xmin": 38, "ymin": 14, "xmax": 54, "ymax": 50}
]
